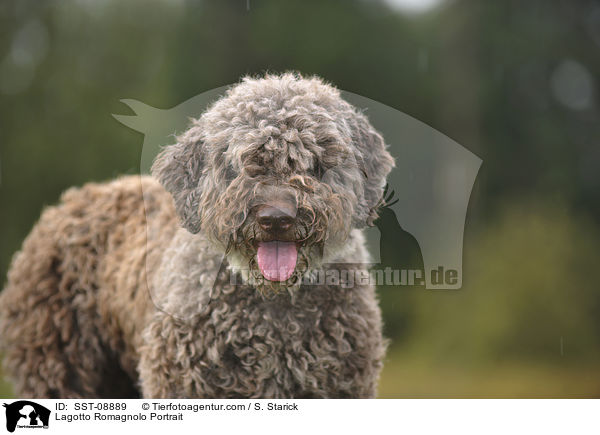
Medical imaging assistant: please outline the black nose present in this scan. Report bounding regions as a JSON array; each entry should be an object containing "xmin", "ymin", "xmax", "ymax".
[{"xmin": 257, "ymin": 206, "xmax": 295, "ymax": 233}]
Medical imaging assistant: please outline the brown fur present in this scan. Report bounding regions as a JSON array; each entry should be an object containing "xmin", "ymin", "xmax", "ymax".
[{"xmin": 0, "ymin": 73, "xmax": 394, "ymax": 398}]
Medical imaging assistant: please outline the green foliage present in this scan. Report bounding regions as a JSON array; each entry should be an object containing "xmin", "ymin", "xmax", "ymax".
[
  {"xmin": 396, "ymin": 200, "xmax": 600, "ymax": 364},
  {"xmin": 0, "ymin": 357, "xmax": 13, "ymax": 398},
  {"xmin": 377, "ymin": 200, "xmax": 600, "ymax": 396}
]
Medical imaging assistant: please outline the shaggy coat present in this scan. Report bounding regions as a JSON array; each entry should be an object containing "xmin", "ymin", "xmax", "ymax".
[{"xmin": 0, "ymin": 74, "xmax": 394, "ymax": 398}]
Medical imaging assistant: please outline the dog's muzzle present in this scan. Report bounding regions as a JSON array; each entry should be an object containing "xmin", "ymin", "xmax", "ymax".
[{"xmin": 255, "ymin": 202, "xmax": 299, "ymax": 282}]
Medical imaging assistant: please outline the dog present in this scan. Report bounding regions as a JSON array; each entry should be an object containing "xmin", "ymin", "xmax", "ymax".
[{"xmin": 0, "ymin": 73, "xmax": 394, "ymax": 398}]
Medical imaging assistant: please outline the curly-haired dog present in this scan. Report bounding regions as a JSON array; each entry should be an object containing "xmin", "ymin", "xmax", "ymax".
[{"xmin": 0, "ymin": 73, "xmax": 394, "ymax": 398}]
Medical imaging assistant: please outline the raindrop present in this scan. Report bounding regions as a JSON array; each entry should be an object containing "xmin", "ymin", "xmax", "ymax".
[
  {"xmin": 11, "ymin": 19, "xmax": 50, "ymax": 68},
  {"xmin": 550, "ymin": 59, "xmax": 595, "ymax": 111},
  {"xmin": 0, "ymin": 19, "xmax": 49, "ymax": 95}
]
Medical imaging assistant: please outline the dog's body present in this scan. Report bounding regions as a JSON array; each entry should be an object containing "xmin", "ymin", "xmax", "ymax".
[{"xmin": 0, "ymin": 74, "xmax": 393, "ymax": 398}]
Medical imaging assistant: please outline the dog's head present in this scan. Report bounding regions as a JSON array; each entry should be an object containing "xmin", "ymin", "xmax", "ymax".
[{"xmin": 152, "ymin": 73, "xmax": 394, "ymax": 293}]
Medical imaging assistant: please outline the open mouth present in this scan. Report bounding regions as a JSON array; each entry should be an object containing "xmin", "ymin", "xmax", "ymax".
[{"xmin": 256, "ymin": 241, "xmax": 298, "ymax": 281}]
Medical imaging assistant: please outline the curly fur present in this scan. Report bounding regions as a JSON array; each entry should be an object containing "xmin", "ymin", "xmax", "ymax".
[{"xmin": 0, "ymin": 73, "xmax": 394, "ymax": 398}]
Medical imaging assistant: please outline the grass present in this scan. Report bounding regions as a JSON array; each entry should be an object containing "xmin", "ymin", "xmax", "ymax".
[
  {"xmin": 0, "ymin": 359, "xmax": 13, "ymax": 398},
  {"xmin": 378, "ymin": 347, "xmax": 600, "ymax": 398}
]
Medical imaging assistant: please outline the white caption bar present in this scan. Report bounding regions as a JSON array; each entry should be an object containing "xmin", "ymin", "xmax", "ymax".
[{"xmin": 1, "ymin": 399, "xmax": 597, "ymax": 435}]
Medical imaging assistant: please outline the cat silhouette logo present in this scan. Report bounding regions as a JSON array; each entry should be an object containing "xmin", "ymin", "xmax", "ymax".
[{"xmin": 2, "ymin": 401, "xmax": 50, "ymax": 432}]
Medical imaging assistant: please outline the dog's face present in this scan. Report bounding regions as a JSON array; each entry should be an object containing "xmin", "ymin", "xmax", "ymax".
[{"xmin": 152, "ymin": 74, "xmax": 394, "ymax": 293}]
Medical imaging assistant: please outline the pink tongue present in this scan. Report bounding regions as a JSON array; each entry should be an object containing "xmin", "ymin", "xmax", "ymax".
[{"xmin": 256, "ymin": 241, "xmax": 298, "ymax": 282}]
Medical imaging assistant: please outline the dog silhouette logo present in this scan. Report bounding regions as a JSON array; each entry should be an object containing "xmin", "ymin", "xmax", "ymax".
[
  {"xmin": 114, "ymin": 85, "xmax": 481, "ymax": 293},
  {"xmin": 2, "ymin": 401, "xmax": 50, "ymax": 432}
]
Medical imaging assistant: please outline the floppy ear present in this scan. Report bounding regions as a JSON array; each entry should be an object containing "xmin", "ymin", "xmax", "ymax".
[
  {"xmin": 151, "ymin": 125, "xmax": 204, "ymax": 234},
  {"xmin": 348, "ymin": 109, "xmax": 395, "ymax": 227}
]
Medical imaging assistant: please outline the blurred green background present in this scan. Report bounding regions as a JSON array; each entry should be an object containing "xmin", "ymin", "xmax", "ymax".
[{"xmin": 1, "ymin": 0, "xmax": 599, "ymax": 397}]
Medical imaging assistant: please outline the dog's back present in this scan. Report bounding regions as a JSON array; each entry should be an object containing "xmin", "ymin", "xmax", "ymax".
[{"xmin": 0, "ymin": 175, "xmax": 173, "ymax": 397}]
